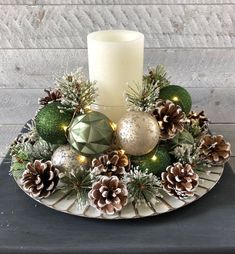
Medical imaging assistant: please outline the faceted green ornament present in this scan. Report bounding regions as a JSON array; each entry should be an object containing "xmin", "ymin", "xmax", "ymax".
[
  {"xmin": 67, "ymin": 111, "xmax": 114, "ymax": 156},
  {"xmin": 35, "ymin": 102, "xmax": 73, "ymax": 144},
  {"xmin": 159, "ymin": 85, "xmax": 192, "ymax": 114},
  {"xmin": 134, "ymin": 147, "xmax": 172, "ymax": 177}
]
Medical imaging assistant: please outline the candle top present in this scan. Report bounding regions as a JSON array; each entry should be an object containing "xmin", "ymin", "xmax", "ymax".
[{"xmin": 87, "ymin": 30, "xmax": 144, "ymax": 44}]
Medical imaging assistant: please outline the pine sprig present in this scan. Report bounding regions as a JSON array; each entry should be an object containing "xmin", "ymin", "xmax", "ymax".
[
  {"xmin": 144, "ymin": 65, "xmax": 170, "ymax": 89},
  {"xmin": 10, "ymin": 120, "xmax": 38, "ymax": 160},
  {"xmin": 56, "ymin": 68, "xmax": 97, "ymax": 114},
  {"xmin": 10, "ymin": 120, "xmax": 58, "ymax": 170},
  {"xmin": 60, "ymin": 167, "xmax": 92, "ymax": 205},
  {"xmin": 125, "ymin": 80, "xmax": 159, "ymax": 112},
  {"xmin": 172, "ymin": 144, "xmax": 201, "ymax": 165},
  {"xmin": 24, "ymin": 138, "xmax": 58, "ymax": 161},
  {"xmin": 124, "ymin": 169, "xmax": 162, "ymax": 204}
]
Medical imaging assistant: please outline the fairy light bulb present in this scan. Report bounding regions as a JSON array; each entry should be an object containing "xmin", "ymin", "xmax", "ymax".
[
  {"xmin": 84, "ymin": 106, "xmax": 92, "ymax": 112},
  {"xmin": 77, "ymin": 155, "xmax": 87, "ymax": 164},
  {"xmin": 62, "ymin": 125, "xmax": 69, "ymax": 132},
  {"xmin": 172, "ymin": 96, "xmax": 179, "ymax": 102},
  {"xmin": 110, "ymin": 122, "xmax": 117, "ymax": 131},
  {"xmin": 151, "ymin": 155, "xmax": 157, "ymax": 161}
]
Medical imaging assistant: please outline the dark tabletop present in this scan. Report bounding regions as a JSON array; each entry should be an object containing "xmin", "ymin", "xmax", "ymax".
[{"xmin": 1, "ymin": 154, "xmax": 235, "ymax": 254}]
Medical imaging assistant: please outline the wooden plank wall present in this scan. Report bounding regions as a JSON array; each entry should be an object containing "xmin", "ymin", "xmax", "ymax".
[{"xmin": 0, "ymin": 0, "xmax": 234, "ymax": 168}]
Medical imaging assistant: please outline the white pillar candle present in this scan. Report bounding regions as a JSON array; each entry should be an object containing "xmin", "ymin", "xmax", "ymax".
[{"xmin": 87, "ymin": 30, "xmax": 144, "ymax": 122}]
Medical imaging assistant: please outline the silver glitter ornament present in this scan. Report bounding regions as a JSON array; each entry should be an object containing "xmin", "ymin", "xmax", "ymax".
[
  {"xmin": 116, "ymin": 112, "xmax": 160, "ymax": 156},
  {"xmin": 51, "ymin": 145, "xmax": 89, "ymax": 172}
]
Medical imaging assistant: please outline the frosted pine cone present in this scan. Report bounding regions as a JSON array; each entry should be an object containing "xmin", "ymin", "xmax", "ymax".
[
  {"xmin": 39, "ymin": 89, "xmax": 62, "ymax": 105},
  {"xmin": 161, "ymin": 162, "xmax": 199, "ymax": 199},
  {"xmin": 152, "ymin": 99, "xmax": 185, "ymax": 140},
  {"xmin": 22, "ymin": 160, "xmax": 59, "ymax": 198},
  {"xmin": 91, "ymin": 150, "xmax": 130, "ymax": 178},
  {"xmin": 199, "ymin": 135, "xmax": 231, "ymax": 165},
  {"xmin": 89, "ymin": 176, "xmax": 128, "ymax": 215}
]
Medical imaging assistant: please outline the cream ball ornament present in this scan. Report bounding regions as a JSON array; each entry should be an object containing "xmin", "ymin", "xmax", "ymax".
[
  {"xmin": 116, "ymin": 111, "xmax": 160, "ymax": 156},
  {"xmin": 51, "ymin": 145, "xmax": 89, "ymax": 172}
]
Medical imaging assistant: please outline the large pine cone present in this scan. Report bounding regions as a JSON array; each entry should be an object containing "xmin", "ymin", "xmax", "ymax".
[
  {"xmin": 91, "ymin": 150, "xmax": 130, "ymax": 178},
  {"xmin": 152, "ymin": 99, "xmax": 185, "ymax": 140},
  {"xmin": 22, "ymin": 160, "xmax": 59, "ymax": 198},
  {"xmin": 161, "ymin": 162, "xmax": 199, "ymax": 199},
  {"xmin": 39, "ymin": 89, "xmax": 62, "ymax": 105},
  {"xmin": 199, "ymin": 135, "xmax": 231, "ymax": 165},
  {"xmin": 89, "ymin": 176, "xmax": 128, "ymax": 215}
]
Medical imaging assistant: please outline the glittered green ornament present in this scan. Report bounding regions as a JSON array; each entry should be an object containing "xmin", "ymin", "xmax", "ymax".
[
  {"xmin": 137, "ymin": 147, "xmax": 172, "ymax": 177},
  {"xmin": 35, "ymin": 102, "xmax": 73, "ymax": 144},
  {"xmin": 67, "ymin": 111, "xmax": 114, "ymax": 156},
  {"xmin": 159, "ymin": 85, "xmax": 192, "ymax": 114}
]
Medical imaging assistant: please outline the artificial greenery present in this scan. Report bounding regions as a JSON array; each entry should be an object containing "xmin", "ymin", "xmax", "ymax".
[
  {"xmin": 170, "ymin": 129, "xmax": 195, "ymax": 149},
  {"xmin": 172, "ymin": 143, "xmax": 201, "ymax": 165},
  {"xmin": 10, "ymin": 121, "xmax": 58, "ymax": 171},
  {"xmin": 185, "ymin": 111, "xmax": 209, "ymax": 139},
  {"xmin": 185, "ymin": 123, "xmax": 203, "ymax": 139},
  {"xmin": 24, "ymin": 138, "xmax": 58, "ymax": 161},
  {"xmin": 125, "ymin": 80, "xmax": 159, "ymax": 112},
  {"xmin": 56, "ymin": 68, "xmax": 97, "ymax": 114},
  {"xmin": 125, "ymin": 169, "xmax": 162, "ymax": 203},
  {"xmin": 60, "ymin": 167, "xmax": 92, "ymax": 205},
  {"xmin": 143, "ymin": 64, "xmax": 170, "ymax": 89},
  {"xmin": 126, "ymin": 65, "xmax": 172, "ymax": 112}
]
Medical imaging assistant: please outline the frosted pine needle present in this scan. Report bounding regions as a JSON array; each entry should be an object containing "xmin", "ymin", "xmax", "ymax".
[
  {"xmin": 125, "ymin": 80, "xmax": 159, "ymax": 112},
  {"xmin": 144, "ymin": 64, "xmax": 170, "ymax": 89},
  {"xmin": 173, "ymin": 143, "xmax": 201, "ymax": 165},
  {"xmin": 60, "ymin": 167, "xmax": 92, "ymax": 205},
  {"xmin": 56, "ymin": 68, "xmax": 97, "ymax": 114},
  {"xmin": 124, "ymin": 168, "xmax": 162, "ymax": 203}
]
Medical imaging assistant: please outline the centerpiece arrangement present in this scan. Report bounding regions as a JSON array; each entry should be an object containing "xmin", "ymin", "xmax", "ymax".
[{"xmin": 10, "ymin": 30, "xmax": 231, "ymax": 219}]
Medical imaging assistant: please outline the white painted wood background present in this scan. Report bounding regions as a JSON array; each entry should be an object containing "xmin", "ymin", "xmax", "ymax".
[{"xmin": 0, "ymin": 0, "xmax": 234, "ymax": 170}]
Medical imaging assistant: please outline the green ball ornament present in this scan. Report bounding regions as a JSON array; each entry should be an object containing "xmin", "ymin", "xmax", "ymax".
[
  {"xmin": 67, "ymin": 111, "xmax": 114, "ymax": 156},
  {"xmin": 138, "ymin": 147, "xmax": 171, "ymax": 176},
  {"xmin": 159, "ymin": 85, "xmax": 192, "ymax": 114},
  {"xmin": 131, "ymin": 148, "xmax": 156, "ymax": 165},
  {"xmin": 35, "ymin": 102, "xmax": 73, "ymax": 144}
]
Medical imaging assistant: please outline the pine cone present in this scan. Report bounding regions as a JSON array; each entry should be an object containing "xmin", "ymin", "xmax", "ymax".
[
  {"xmin": 152, "ymin": 99, "xmax": 185, "ymax": 140},
  {"xmin": 22, "ymin": 160, "xmax": 59, "ymax": 198},
  {"xmin": 39, "ymin": 89, "xmax": 62, "ymax": 105},
  {"xmin": 199, "ymin": 135, "xmax": 231, "ymax": 165},
  {"xmin": 187, "ymin": 111, "xmax": 209, "ymax": 135},
  {"xmin": 89, "ymin": 176, "xmax": 128, "ymax": 215},
  {"xmin": 91, "ymin": 150, "xmax": 130, "ymax": 178},
  {"xmin": 161, "ymin": 162, "xmax": 199, "ymax": 199}
]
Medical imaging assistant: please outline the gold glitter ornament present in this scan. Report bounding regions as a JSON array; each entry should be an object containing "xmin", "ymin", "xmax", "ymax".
[{"xmin": 116, "ymin": 112, "xmax": 160, "ymax": 156}]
